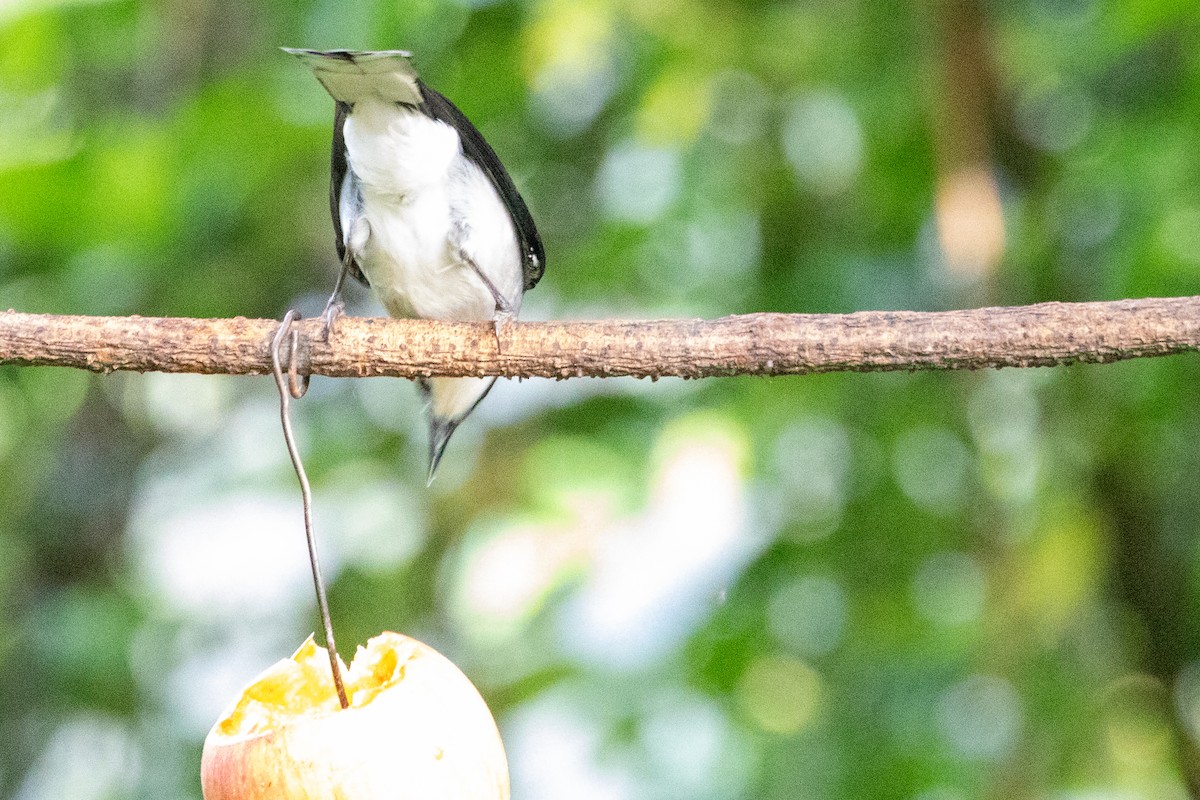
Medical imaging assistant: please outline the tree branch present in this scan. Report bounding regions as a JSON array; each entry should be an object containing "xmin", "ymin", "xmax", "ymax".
[{"xmin": 1, "ymin": 297, "xmax": 1197, "ymax": 380}]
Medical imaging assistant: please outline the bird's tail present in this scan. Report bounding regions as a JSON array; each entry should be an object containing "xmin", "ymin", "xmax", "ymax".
[
  {"xmin": 281, "ymin": 48, "xmax": 423, "ymax": 106},
  {"xmin": 420, "ymin": 376, "xmax": 497, "ymax": 485}
]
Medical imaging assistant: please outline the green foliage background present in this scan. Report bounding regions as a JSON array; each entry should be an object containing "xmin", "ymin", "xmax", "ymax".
[{"xmin": 1, "ymin": 0, "xmax": 1199, "ymax": 798}]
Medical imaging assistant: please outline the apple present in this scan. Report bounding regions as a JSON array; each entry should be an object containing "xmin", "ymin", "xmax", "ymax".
[{"xmin": 201, "ymin": 632, "xmax": 508, "ymax": 799}]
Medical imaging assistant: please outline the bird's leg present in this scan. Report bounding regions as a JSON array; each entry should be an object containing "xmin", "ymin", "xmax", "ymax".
[
  {"xmin": 319, "ymin": 251, "xmax": 351, "ymax": 342},
  {"xmin": 480, "ymin": 269, "xmax": 518, "ymax": 350},
  {"xmin": 322, "ymin": 218, "xmax": 370, "ymax": 342},
  {"xmin": 458, "ymin": 246, "xmax": 517, "ymax": 350}
]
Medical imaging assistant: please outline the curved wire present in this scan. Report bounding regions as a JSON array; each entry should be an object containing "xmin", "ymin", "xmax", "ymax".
[{"xmin": 270, "ymin": 310, "xmax": 348, "ymax": 709}]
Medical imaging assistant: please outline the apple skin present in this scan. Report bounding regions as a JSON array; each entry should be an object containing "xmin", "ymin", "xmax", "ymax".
[{"xmin": 201, "ymin": 633, "xmax": 509, "ymax": 800}]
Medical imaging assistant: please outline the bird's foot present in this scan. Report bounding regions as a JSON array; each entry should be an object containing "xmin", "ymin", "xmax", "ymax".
[
  {"xmin": 321, "ymin": 240, "xmax": 360, "ymax": 342},
  {"xmin": 319, "ymin": 296, "xmax": 344, "ymax": 343},
  {"xmin": 492, "ymin": 308, "xmax": 517, "ymax": 353}
]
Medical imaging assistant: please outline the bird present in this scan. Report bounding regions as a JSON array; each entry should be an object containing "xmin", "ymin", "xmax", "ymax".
[{"xmin": 283, "ymin": 48, "xmax": 545, "ymax": 483}]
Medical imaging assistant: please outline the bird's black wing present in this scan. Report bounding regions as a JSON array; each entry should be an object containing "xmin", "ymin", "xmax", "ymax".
[
  {"xmin": 330, "ymin": 100, "xmax": 368, "ymax": 285},
  {"xmin": 418, "ymin": 83, "xmax": 545, "ymax": 291}
]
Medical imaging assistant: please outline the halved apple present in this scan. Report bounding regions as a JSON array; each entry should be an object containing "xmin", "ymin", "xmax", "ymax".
[{"xmin": 201, "ymin": 632, "xmax": 508, "ymax": 799}]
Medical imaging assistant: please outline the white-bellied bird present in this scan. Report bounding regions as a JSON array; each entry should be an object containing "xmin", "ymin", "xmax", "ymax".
[{"xmin": 284, "ymin": 48, "xmax": 545, "ymax": 482}]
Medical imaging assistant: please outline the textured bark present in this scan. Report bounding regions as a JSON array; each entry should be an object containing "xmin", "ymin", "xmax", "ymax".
[{"xmin": 1, "ymin": 296, "xmax": 1198, "ymax": 379}]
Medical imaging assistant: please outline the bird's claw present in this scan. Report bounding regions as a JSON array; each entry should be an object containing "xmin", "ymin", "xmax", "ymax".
[
  {"xmin": 320, "ymin": 297, "xmax": 344, "ymax": 343},
  {"xmin": 493, "ymin": 309, "xmax": 516, "ymax": 353}
]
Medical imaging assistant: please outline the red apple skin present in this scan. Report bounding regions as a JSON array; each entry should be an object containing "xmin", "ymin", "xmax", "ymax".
[{"xmin": 201, "ymin": 633, "xmax": 509, "ymax": 800}]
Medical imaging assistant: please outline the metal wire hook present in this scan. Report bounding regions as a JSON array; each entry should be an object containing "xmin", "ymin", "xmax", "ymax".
[
  {"xmin": 273, "ymin": 312, "xmax": 311, "ymax": 399},
  {"xmin": 270, "ymin": 310, "xmax": 349, "ymax": 709}
]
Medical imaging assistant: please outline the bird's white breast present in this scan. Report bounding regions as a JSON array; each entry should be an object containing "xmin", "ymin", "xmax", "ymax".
[{"xmin": 341, "ymin": 98, "xmax": 523, "ymax": 323}]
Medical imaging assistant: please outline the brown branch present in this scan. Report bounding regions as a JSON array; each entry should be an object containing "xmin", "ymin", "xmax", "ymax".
[{"xmin": 1, "ymin": 297, "xmax": 1198, "ymax": 380}]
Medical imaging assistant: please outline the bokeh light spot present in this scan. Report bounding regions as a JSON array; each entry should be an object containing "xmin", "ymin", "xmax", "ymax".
[
  {"xmin": 892, "ymin": 426, "xmax": 973, "ymax": 515},
  {"xmin": 934, "ymin": 166, "xmax": 1006, "ymax": 278},
  {"xmin": 935, "ymin": 675, "xmax": 1022, "ymax": 760},
  {"xmin": 911, "ymin": 551, "xmax": 986, "ymax": 627},
  {"xmin": 782, "ymin": 90, "xmax": 863, "ymax": 196},
  {"xmin": 595, "ymin": 141, "xmax": 682, "ymax": 224},
  {"xmin": 739, "ymin": 655, "xmax": 824, "ymax": 735},
  {"xmin": 768, "ymin": 574, "xmax": 847, "ymax": 657},
  {"xmin": 774, "ymin": 417, "xmax": 852, "ymax": 539}
]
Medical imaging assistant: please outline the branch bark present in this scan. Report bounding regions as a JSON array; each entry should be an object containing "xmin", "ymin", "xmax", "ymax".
[{"xmin": 1, "ymin": 296, "xmax": 1198, "ymax": 380}]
